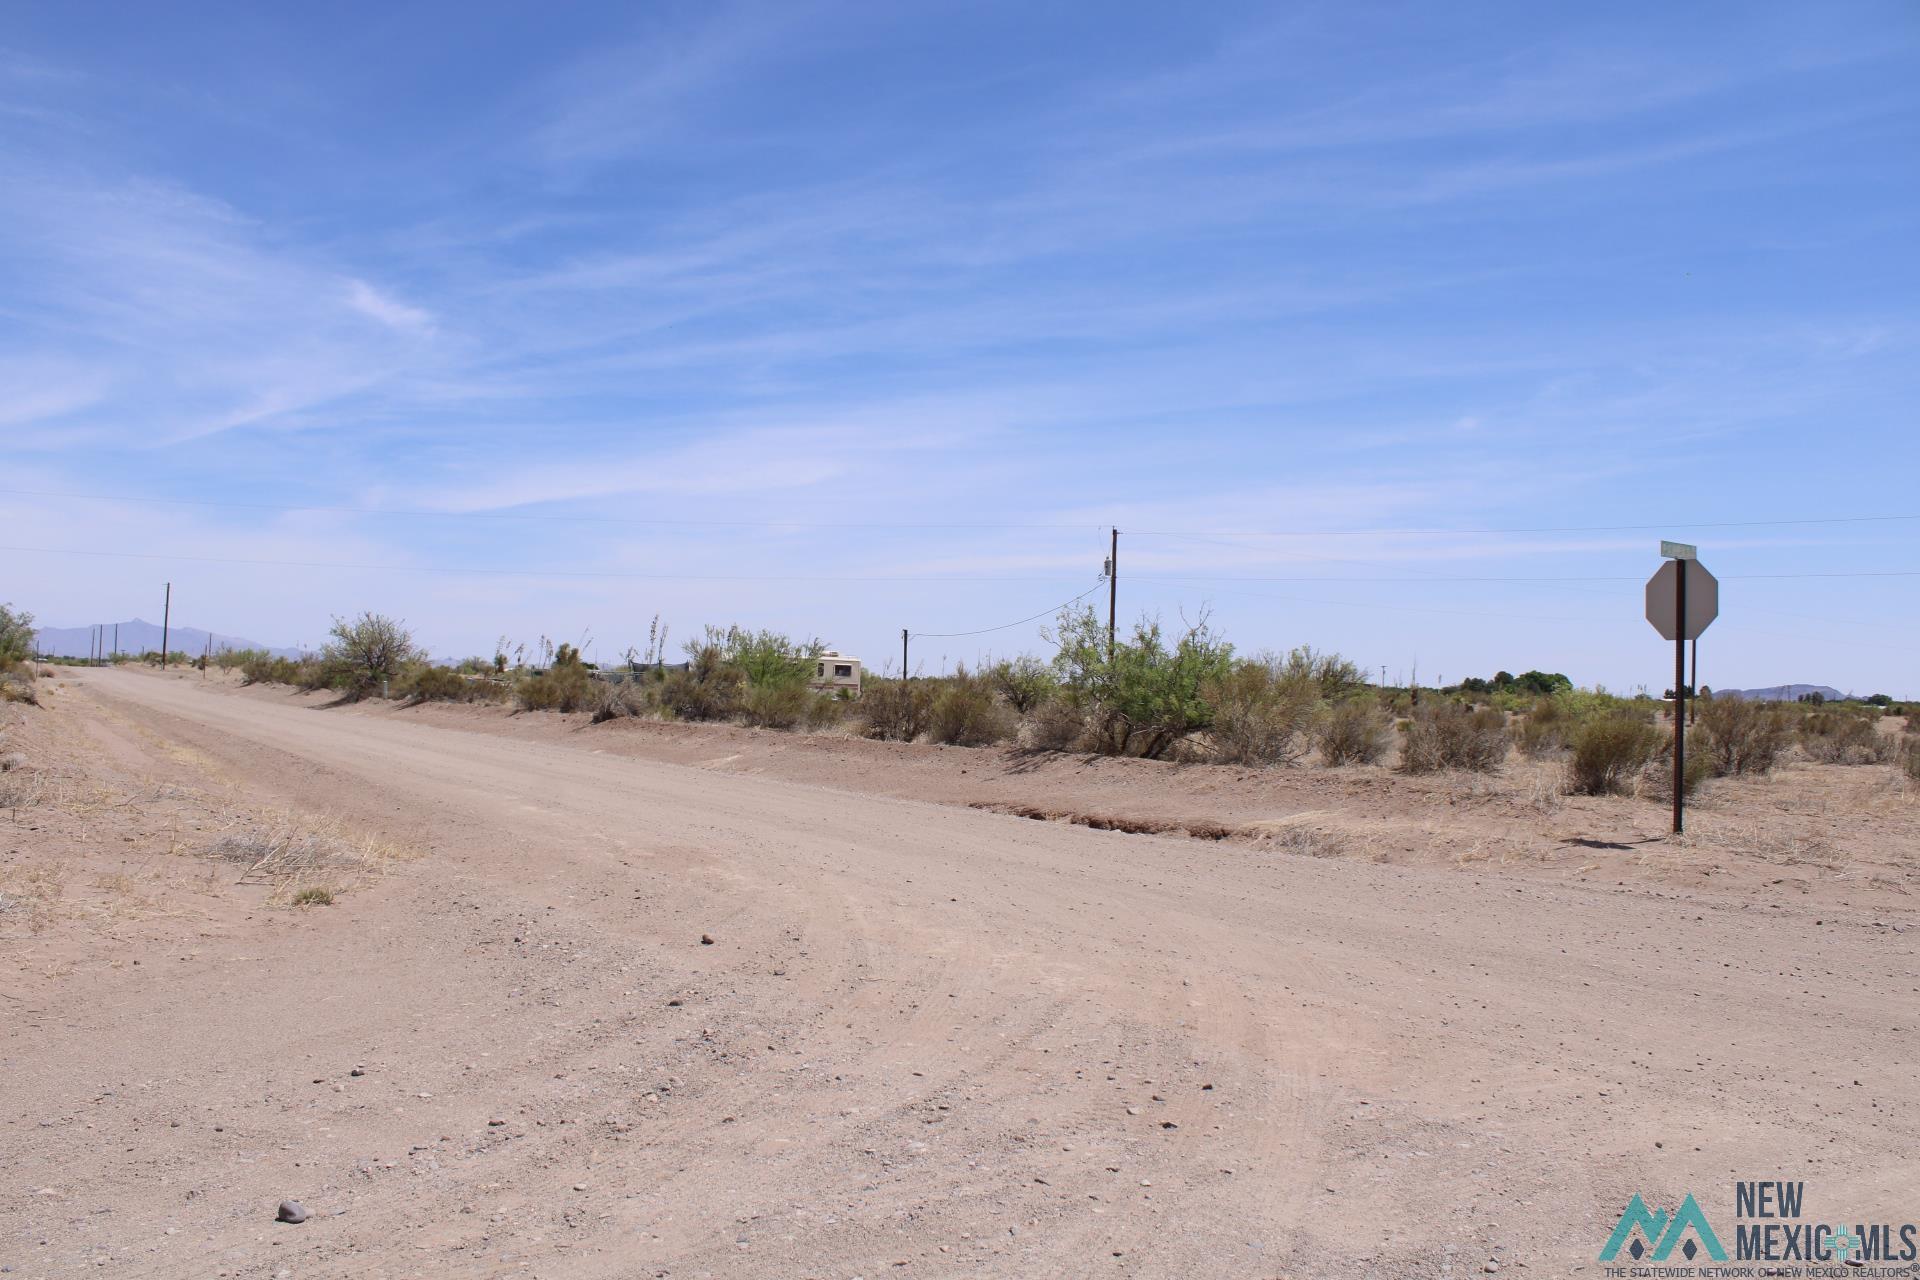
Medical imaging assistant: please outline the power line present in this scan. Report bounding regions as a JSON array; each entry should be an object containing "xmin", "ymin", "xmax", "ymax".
[{"xmin": 912, "ymin": 580, "xmax": 1105, "ymax": 639}]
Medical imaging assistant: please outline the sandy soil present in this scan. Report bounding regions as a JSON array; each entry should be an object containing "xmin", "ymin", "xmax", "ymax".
[{"xmin": 3, "ymin": 666, "xmax": 1916, "ymax": 1279}]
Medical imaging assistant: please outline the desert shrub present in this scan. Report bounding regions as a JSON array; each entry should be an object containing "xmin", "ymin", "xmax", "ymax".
[
  {"xmin": 242, "ymin": 654, "xmax": 288, "ymax": 685},
  {"xmin": 292, "ymin": 661, "xmax": 335, "ymax": 692},
  {"xmin": 927, "ymin": 667, "xmax": 1017, "ymax": 746},
  {"xmin": 400, "ymin": 665, "xmax": 463, "ymax": 702},
  {"xmin": 803, "ymin": 691, "xmax": 846, "ymax": 731},
  {"xmin": 398, "ymin": 664, "xmax": 503, "ymax": 704},
  {"xmin": 1273, "ymin": 645, "xmax": 1368, "ymax": 698},
  {"xmin": 1400, "ymin": 703, "xmax": 1509, "ymax": 774},
  {"xmin": 516, "ymin": 647, "xmax": 594, "ymax": 712},
  {"xmin": 741, "ymin": 681, "xmax": 813, "ymax": 730},
  {"xmin": 321, "ymin": 612, "xmax": 419, "ymax": 699},
  {"xmin": 1203, "ymin": 658, "xmax": 1318, "ymax": 766},
  {"xmin": 1049, "ymin": 606, "xmax": 1232, "ymax": 760},
  {"xmin": 659, "ymin": 642, "xmax": 745, "ymax": 721},
  {"xmin": 1696, "ymin": 698, "xmax": 1791, "ymax": 776},
  {"xmin": 213, "ymin": 647, "xmax": 268, "ymax": 672},
  {"xmin": 1566, "ymin": 716, "xmax": 1665, "ymax": 796},
  {"xmin": 856, "ymin": 676, "xmax": 935, "ymax": 742},
  {"xmin": 589, "ymin": 680, "xmax": 653, "ymax": 724},
  {"xmin": 1640, "ymin": 748, "xmax": 1712, "ymax": 803},
  {"xmin": 1798, "ymin": 708, "xmax": 1893, "ymax": 765},
  {"xmin": 1316, "ymin": 699, "xmax": 1389, "ymax": 765},
  {"xmin": 291, "ymin": 886, "xmax": 335, "ymax": 907},
  {"xmin": 0, "ymin": 670, "xmax": 37, "ymax": 705},
  {"xmin": 987, "ymin": 655, "xmax": 1056, "ymax": 714},
  {"xmin": 1901, "ymin": 737, "xmax": 1920, "ymax": 782},
  {"xmin": 1023, "ymin": 697, "xmax": 1087, "ymax": 752},
  {"xmin": 1516, "ymin": 697, "xmax": 1575, "ymax": 758}
]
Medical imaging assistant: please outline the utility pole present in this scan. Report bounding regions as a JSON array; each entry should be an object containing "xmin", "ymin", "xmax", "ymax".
[
  {"xmin": 1106, "ymin": 527, "xmax": 1118, "ymax": 661},
  {"xmin": 161, "ymin": 583, "xmax": 172, "ymax": 669},
  {"xmin": 901, "ymin": 628, "xmax": 908, "ymax": 680},
  {"xmin": 113, "ymin": 623, "xmax": 118, "ymax": 663}
]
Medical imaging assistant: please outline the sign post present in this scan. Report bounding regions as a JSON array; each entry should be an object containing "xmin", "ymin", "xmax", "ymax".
[{"xmin": 1645, "ymin": 544, "xmax": 1718, "ymax": 834}]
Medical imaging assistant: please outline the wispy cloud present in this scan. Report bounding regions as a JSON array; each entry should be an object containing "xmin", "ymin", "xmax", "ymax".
[
  {"xmin": 525, "ymin": 5, "xmax": 817, "ymax": 171},
  {"xmin": 0, "ymin": 168, "xmax": 442, "ymax": 445},
  {"xmin": 346, "ymin": 279, "xmax": 436, "ymax": 335}
]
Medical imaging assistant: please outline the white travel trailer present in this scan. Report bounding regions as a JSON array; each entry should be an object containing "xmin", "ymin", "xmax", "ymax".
[{"xmin": 811, "ymin": 650, "xmax": 862, "ymax": 696}]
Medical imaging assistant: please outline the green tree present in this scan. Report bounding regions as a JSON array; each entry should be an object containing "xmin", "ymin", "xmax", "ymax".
[
  {"xmin": 0, "ymin": 602, "xmax": 34, "ymax": 670},
  {"xmin": 1048, "ymin": 606, "xmax": 1233, "ymax": 759},
  {"xmin": 711, "ymin": 626, "xmax": 822, "ymax": 690},
  {"xmin": 322, "ymin": 612, "xmax": 419, "ymax": 698}
]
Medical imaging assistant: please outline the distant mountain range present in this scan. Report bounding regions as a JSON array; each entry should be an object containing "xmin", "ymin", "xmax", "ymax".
[
  {"xmin": 33, "ymin": 618, "xmax": 301, "ymax": 660},
  {"xmin": 1715, "ymin": 683, "xmax": 1848, "ymax": 703}
]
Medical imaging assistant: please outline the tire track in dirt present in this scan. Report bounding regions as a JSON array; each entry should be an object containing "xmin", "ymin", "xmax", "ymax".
[{"xmin": 8, "ymin": 668, "xmax": 1914, "ymax": 1279}]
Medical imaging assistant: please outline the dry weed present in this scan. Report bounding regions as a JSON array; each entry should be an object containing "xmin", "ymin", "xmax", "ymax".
[
  {"xmin": 205, "ymin": 811, "xmax": 412, "ymax": 899},
  {"xmin": 1252, "ymin": 819, "xmax": 1353, "ymax": 859},
  {"xmin": 0, "ymin": 863, "xmax": 69, "ymax": 932}
]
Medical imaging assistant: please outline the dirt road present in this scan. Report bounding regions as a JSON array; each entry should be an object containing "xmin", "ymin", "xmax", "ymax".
[{"xmin": 5, "ymin": 669, "xmax": 1916, "ymax": 1278}]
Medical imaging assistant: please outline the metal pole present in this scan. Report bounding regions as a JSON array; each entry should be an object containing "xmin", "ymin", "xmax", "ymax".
[
  {"xmin": 1689, "ymin": 637, "xmax": 1698, "ymax": 726},
  {"xmin": 161, "ymin": 583, "xmax": 171, "ymax": 669},
  {"xmin": 113, "ymin": 623, "xmax": 118, "ymax": 663},
  {"xmin": 1673, "ymin": 561, "xmax": 1687, "ymax": 835},
  {"xmin": 901, "ymin": 628, "xmax": 908, "ymax": 680},
  {"xmin": 1107, "ymin": 527, "xmax": 1118, "ymax": 661}
]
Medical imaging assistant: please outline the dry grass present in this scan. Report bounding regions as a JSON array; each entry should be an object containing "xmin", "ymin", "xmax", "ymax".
[
  {"xmin": 0, "ymin": 763, "xmax": 48, "ymax": 816},
  {"xmin": 1242, "ymin": 814, "xmax": 1356, "ymax": 859},
  {"xmin": 0, "ymin": 863, "xmax": 69, "ymax": 932},
  {"xmin": 0, "ymin": 670, "xmax": 38, "ymax": 705},
  {"xmin": 204, "ymin": 810, "xmax": 412, "ymax": 902}
]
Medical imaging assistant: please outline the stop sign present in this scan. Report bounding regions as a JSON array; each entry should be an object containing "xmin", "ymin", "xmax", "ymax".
[{"xmin": 1645, "ymin": 559, "xmax": 1718, "ymax": 641}]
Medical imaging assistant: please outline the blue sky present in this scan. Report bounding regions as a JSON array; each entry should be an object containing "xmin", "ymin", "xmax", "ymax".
[{"xmin": 3, "ymin": 1, "xmax": 1916, "ymax": 692}]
